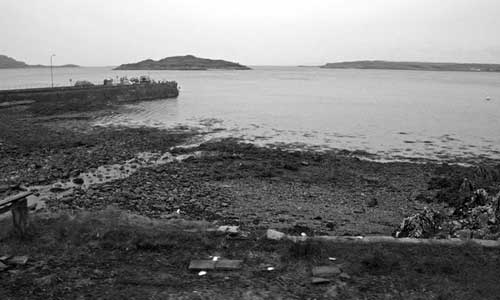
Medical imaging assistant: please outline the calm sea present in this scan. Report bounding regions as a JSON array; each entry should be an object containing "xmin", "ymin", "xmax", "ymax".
[{"xmin": 1, "ymin": 66, "xmax": 500, "ymax": 162}]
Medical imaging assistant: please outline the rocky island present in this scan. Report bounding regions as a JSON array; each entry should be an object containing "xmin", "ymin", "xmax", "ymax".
[
  {"xmin": 114, "ymin": 54, "xmax": 251, "ymax": 70},
  {"xmin": 321, "ymin": 60, "xmax": 500, "ymax": 72},
  {"xmin": 0, "ymin": 54, "xmax": 80, "ymax": 69}
]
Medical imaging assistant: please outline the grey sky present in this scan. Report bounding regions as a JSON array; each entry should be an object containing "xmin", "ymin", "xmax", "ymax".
[{"xmin": 2, "ymin": 0, "xmax": 500, "ymax": 66}]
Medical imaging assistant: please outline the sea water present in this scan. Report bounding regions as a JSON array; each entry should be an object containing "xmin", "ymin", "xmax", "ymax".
[{"xmin": 1, "ymin": 66, "xmax": 500, "ymax": 162}]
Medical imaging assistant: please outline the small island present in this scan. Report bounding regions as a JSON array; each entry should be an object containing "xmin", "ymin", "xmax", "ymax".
[
  {"xmin": 320, "ymin": 60, "xmax": 500, "ymax": 72},
  {"xmin": 0, "ymin": 55, "xmax": 28, "ymax": 68},
  {"xmin": 0, "ymin": 54, "xmax": 80, "ymax": 69},
  {"xmin": 114, "ymin": 55, "xmax": 251, "ymax": 70}
]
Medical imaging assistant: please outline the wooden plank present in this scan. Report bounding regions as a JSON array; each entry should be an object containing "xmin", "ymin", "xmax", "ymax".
[{"xmin": 0, "ymin": 191, "xmax": 33, "ymax": 207}]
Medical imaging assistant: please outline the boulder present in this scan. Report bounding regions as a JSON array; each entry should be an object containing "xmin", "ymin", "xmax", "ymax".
[{"xmin": 393, "ymin": 208, "xmax": 442, "ymax": 238}]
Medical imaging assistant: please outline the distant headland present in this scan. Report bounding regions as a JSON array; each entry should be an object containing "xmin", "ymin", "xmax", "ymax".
[
  {"xmin": 114, "ymin": 55, "xmax": 251, "ymax": 70},
  {"xmin": 320, "ymin": 60, "xmax": 500, "ymax": 72},
  {"xmin": 0, "ymin": 55, "xmax": 80, "ymax": 69}
]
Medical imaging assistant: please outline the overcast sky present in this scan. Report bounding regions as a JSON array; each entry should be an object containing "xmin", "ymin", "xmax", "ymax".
[{"xmin": 2, "ymin": 0, "xmax": 500, "ymax": 66}]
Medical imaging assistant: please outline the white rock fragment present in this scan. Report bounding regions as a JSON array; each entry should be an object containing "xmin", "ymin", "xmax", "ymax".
[
  {"xmin": 266, "ymin": 229, "xmax": 286, "ymax": 240},
  {"xmin": 217, "ymin": 225, "xmax": 239, "ymax": 234}
]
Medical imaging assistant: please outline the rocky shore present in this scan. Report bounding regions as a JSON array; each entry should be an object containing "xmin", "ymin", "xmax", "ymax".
[
  {"xmin": 2, "ymin": 95, "xmax": 500, "ymax": 299},
  {"xmin": 2, "ymin": 97, "xmax": 499, "ymax": 237}
]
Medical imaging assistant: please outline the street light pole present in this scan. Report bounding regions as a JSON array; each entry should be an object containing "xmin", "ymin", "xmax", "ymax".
[{"xmin": 50, "ymin": 54, "xmax": 56, "ymax": 88}]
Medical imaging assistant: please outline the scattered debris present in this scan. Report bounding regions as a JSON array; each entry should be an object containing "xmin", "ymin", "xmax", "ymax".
[{"xmin": 312, "ymin": 266, "xmax": 342, "ymax": 277}]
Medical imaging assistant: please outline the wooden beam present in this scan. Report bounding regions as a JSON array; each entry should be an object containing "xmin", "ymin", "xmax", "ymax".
[
  {"xmin": 0, "ymin": 191, "xmax": 33, "ymax": 207},
  {"xmin": 0, "ymin": 204, "xmax": 13, "ymax": 214}
]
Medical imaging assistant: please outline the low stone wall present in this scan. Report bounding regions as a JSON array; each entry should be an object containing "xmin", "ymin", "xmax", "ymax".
[{"xmin": 0, "ymin": 82, "xmax": 179, "ymax": 104}]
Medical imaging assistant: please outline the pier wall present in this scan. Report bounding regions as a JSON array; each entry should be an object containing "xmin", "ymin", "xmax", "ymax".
[{"xmin": 0, "ymin": 82, "xmax": 179, "ymax": 104}]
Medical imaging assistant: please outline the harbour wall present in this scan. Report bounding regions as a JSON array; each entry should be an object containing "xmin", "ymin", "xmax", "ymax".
[{"xmin": 0, "ymin": 82, "xmax": 179, "ymax": 104}]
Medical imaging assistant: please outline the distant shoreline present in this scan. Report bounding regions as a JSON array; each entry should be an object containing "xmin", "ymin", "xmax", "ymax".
[
  {"xmin": 320, "ymin": 60, "xmax": 500, "ymax": 72},
  {"xmin": 0, "ymin": 54, "xmax": 80, "ymax": 69},
  {"xmin": 0, "ymin": 65, "xmax": 81, "ymax": 70}
]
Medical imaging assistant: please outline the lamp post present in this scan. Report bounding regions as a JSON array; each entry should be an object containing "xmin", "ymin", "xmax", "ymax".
[{"xmin": 50, "ymin": 54, "xmax": 56, "ymax": 88}]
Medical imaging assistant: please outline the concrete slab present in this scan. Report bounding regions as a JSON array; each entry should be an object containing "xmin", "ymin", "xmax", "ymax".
[
  {"xmin": 312, "ymin": 266, "xmax": 341, "ymax": 277},
  {"xmin": 215, "ymin": 260, "xmax": 243, "ymax": 270},
  {"xmin": 188, "ymin": 260, "xmax": 216, "ymax": 270}
]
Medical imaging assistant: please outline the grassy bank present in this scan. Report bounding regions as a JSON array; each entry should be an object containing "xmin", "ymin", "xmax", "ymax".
[{"xmin": 2, "ymin": 208, "xmax": 500, "ymax": 299}]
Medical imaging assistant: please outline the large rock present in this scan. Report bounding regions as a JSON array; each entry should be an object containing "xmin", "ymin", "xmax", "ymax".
[{"xmin": 393, "ymin": 208, "xmax": 442, "ymax": 238}]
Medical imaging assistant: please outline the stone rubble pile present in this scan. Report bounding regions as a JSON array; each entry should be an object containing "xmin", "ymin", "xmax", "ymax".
[{"xmin": 395, "ymin": 179, "xmax": 500, "ymax": 240}]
